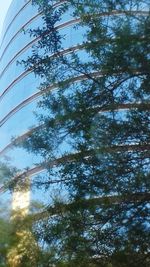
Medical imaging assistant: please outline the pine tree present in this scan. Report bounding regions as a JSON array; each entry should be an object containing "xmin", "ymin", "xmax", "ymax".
[{"xmin": 19, "ymin": 0, "xmax": 150, "ymax": 266}]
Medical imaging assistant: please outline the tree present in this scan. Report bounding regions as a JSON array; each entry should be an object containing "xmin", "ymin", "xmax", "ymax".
[
  {"xmin": 18, "ymin": 0, "xmax": 150, "ymax": 266},
  {"xmin": 0, "ymin": 162, "xmax": 15, "ymax": 267},
  {"xmin": 0, "ymin": 210, "xmax": 11, "ymax": 267},
  {"xmin": 0, "ymin": 161, "xmax": 40, "ymax": 267}
]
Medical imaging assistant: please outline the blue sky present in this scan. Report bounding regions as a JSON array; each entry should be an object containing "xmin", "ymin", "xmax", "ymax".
[{"xmin": 0, "ymin": 0, "xmax": 12, "ymax": 35}]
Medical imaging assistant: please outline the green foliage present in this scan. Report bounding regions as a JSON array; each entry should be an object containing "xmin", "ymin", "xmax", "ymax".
[
  {"xmin": 19, "ymin": 0, "xmax": 150, "ymax": 266},
  {"xmin": 0, "ymin": 216, "xmax": 11, "ymax": 267}
]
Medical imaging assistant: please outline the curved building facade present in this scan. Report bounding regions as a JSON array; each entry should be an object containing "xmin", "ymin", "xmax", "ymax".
[
  {"xmin": 0, "ymin": 0, "xmax": 86, "ymax": 206},
  {"xmin": 0, "ymin": 0, "xmax": 85, "ymax": 165},
  {"xmin": 0, "ymin": 0, "xmax": 40, "ymax": 168},
  {"xmin": 1, "ymin": 0, "xmax": 148, "ymax": 207},
  {"xmin": 0, "ymin": 2, "xmax": 149, "ymax": 265}
]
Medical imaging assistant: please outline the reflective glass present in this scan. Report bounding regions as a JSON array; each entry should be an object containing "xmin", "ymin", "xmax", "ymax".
[
  {"xmin": 0, "ymin": 72, "xmax": 41, "ymax": 120},
  {"xmin": 1, "ymin": 1, "xmax": 38, "ymax": 54},
  {"xmin": 0, "ymin": 101, "xmax": 37, "ymax": 150},
  {"xmin": 2, "ymin": 147, "xmax": 42, "ymax": 169},
  {"xmin": 0, "ymin": 1, "xmax": 88, "ymax": 175},
  {"xmin": 0, "ymin": 16, "xmax": 42, "ymax": 68}
]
